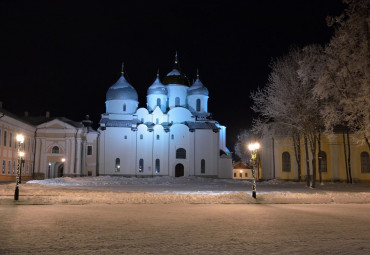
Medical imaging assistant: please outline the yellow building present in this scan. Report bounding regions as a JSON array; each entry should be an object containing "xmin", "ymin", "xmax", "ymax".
[{"xmin": 260, "ymin": 133, "xmax": 370, "ymax": 182}]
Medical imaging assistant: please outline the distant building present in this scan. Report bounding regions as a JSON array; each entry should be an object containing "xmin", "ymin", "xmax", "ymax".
[
  {"xmin": 98, "ymin": 55, "xmax": 233, "ymax": 178},
  {"xmin": 0, "ymin": 105, "xmax": 98, "ymax": 181},
  {"xmin": 260, "ymin": 133, "xmax": 370, "ymax": 182},
  {"xmin": 0, "ymin": 107, "xmax": 35, "ymax": 181}
]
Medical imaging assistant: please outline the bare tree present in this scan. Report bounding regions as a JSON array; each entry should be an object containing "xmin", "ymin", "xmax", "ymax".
[
  {"xmin": 251, "ymin": 47, "xmax": 324, "ymax": 185},
  {"xmin": 315, "ymin": 0, "xmax": 370, "ymax": 149}
]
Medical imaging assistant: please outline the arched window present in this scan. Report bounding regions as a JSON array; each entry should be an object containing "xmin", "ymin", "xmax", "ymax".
[
  {"xmin": 201, "ymin": 159, "xmax": 205, "ymax": 173},
  {"xmin": 123, "ymin": 104, "xmax": 126, "ymax": 112},
  {"xmin": 176, "ymin": 148, "xmax": 186, "ymax": 159},
  {"xmin": 115, "ymin": 158, "xmax": 120, "ymax": 172},
  {"xmin": 52, "ymin": 146, "xmax": 59, "ymax": 154},
  {"xmin": 157, "ymin": 98, "xmax": 161, "ymax": 107},
  {"xmin": 156, "ymin": 118, "xmax": 159, "ymax": 124},
  {"xmin": 171, "ymin": 134, "xmax": 174, "ymax": 140},
  {"xmin": 140, "ymin": 134, "xmax": 143, "ymax": 139},
  {"xmin": 319, "ymin": 151, "xmax": 327, "ymax": 173},
  {"xmin": 156, "ymin": 135, "xmax": 160, "ymax": 140},
  {"xmin": 361, "ymin": 152, "xmax": 370, "ymax": 173},
  {"xmin": 282, "ymin": 152, "xmax": 291, "ymax": 172},
  {"xmin": 139, "ymin": 159, "xmax": 144, "ymax": 172},
  {"xmin": 9, "ymin": 133, "xmax": 12, "ymax": 147},
  {"xmin": 175, "ymin": 97, "xmax": 180, "ymax": 106},
  {"xmin": 196, "ymin": 99, "xmax": 201, "ymax": 112},
  {"xmin": 155, "ymin": 159, "xmax": 160, "ymax": 173}
]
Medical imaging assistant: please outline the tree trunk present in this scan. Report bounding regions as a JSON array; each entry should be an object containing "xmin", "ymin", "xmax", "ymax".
[
  {"xmin": 346, "ymin": 131, "xmax": 353, "ymax": 184},
  {"xmin": 308, "ymin": 134, "xmax": 317, "ymax": 188},
  {"xmin": 304, "ymin": 135, "xmax": 310, "ymax": 187},
  {"xmin": 318, "ymin": 132, "xmax": 323, "ymax": 184},
  {"xmin": 343, "ymin": 132, "xmax": 349, "ymax": 183},
  {"xmin": 292, "ymin": 132, "xmax": 301, "ymax": 182}
]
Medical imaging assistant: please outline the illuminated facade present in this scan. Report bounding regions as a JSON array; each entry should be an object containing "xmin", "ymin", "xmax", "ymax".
[
  {"xmin": 260, "ymin": 134, "xmax": 370, "ymax": 182},
  {"xmin": 0, "ymin": 107, "xmax": 99, "ymax": 181},
  {"xmin": 98, "ymin": 56, "xmax": 233, "ymax": 178}
]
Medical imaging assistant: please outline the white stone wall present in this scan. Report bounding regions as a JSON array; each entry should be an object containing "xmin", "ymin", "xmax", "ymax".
[
  {"xmin": 166, "ymin": 85, "xmax": 188, "ymax": 109},
  {"xmin": 105, "ymin": 99, "xmax": 138, "ymax": 114},
  {"xmin": 187, "ymin": 95, "xmax": 209, "ymax": 113}
]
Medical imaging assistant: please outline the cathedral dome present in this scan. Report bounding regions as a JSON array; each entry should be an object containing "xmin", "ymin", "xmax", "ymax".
[
  {"xmin": 162, "ymin": 53, "xmax": 190, "ymax": 86},
  {"xmin": 147, "ymin": 74, "xmax": 167, "ymax": 95},
  {"xmin": 106, "ymin": 74, "xmax": 138, "ymax": 101},
  {"xmin": 188, "ymin": 74, "xmax": 209, "ymax": 96}
]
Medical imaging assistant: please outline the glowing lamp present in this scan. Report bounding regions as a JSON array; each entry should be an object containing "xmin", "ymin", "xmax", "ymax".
[
  {"xmin": 16, "ymin": 134, "xmax": 24, "ymax": 143},
  {"xmin": 248, "ymin": 142, "xmax": 260, "ymax": 151}
]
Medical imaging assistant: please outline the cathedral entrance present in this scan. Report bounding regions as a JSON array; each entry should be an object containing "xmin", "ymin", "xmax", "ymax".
[{"xmin": 175, "ymin": 164, "xmax": 184, "ymax": 177}]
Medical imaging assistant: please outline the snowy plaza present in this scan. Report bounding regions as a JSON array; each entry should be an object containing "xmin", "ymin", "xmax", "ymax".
[{"xmin": 1, "ymin": 177, "xmax": 370, "ymax": 254}]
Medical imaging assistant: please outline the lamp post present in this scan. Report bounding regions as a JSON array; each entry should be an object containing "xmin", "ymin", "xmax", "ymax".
[
  {"xmin": 14, "ymin": 134, "xmax": 24, "ymax": 201},
  {"xmin": 248, "ymin": 142, "xmax": 260, "ymax": 199},
  {"xmin": 19, "ymin": 151, "xmax": 24, "ymax": 184}
]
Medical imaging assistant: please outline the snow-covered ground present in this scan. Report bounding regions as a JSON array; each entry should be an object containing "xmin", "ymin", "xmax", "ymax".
[
  {"xmin": 1, "ymin": 204, "xmax": 369, "ymax": 254},
  {"xmin": 1, "ymin": 177, "xmax": 369, "ymax": 254},
  {"xmin": 0, "ymin": 176, "xmax": 369, "ymax": 205}
]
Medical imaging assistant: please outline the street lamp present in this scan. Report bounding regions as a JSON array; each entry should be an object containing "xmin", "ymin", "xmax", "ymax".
[
  {"xmin": 14, "ymin": 134, "xmax": 24, "ymax": 201},
  {"xmin": 248, "ymin": 142, "xmax": 260, "ymax": 199}
]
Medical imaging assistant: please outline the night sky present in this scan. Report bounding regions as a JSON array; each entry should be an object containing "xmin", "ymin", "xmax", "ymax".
[{"xmin": 0, "ymin": 0, "xmax": 344, "ymax": 150}]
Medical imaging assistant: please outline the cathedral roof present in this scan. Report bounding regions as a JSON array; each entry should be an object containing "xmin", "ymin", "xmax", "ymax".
[
  {"xmin": 147, "ymin": 73, "xmax": 167, "ymax": 95},
  {"xmin": 106, "ymin": 73, "xmax": 138, "ymax": 101},
  {"xmin": 162, "ymin": 53, "xmax": 190, "ymax": 86},
  {"xmin": 188, "ymin": 72, "xmax": 209, "ymax": 96}
]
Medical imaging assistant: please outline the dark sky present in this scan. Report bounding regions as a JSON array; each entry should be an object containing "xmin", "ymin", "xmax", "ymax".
[{"xmin": 0, "ymin": 0, "xmax": 344, "ymax": 150}]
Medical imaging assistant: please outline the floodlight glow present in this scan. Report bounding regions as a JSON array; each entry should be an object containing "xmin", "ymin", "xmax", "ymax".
[
  {"xmin": 19, "ymin": 151, "xmax": 25, "ymax": 157},
  {"xmin": 61, "ymin": 158, "xmax": 66, "ymax": 162}
]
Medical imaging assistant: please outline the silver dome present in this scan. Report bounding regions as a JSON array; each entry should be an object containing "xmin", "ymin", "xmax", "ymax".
[
  {"xmin": 106, "ymin": 75, "xmax": 138, "ymax": 101},
  {"xmin": 147, "ymin": 77, "xmax": 167, "ymax": 95},
  {"xmin": 188, "ymin": 78, "xmax": 209, "ymax": 96}
]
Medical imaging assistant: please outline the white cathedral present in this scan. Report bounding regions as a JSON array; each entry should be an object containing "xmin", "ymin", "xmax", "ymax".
[
  {"xmin": 0, "ymin": 55, "xmax": 233, "ymax": 181},
  {"xmin": 98, "ymin": 55, "xmax": 233, "ymax": 178}
]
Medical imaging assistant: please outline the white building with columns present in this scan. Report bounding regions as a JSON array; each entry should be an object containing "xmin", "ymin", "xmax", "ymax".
[{"xmin": 98, "ymin": 56, "xmax": 233, "ymax": 178}]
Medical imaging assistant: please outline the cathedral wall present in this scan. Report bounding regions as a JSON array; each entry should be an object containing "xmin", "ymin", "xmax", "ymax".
[
  {"xmin": 187, "ymin": 95, "xmax": 208, "ymax": 113},
  {"xmin": 167, "ymin": 85, "xmax": 188, "ymax": 109},
  {"xmin": 136, "ymin": 124, "xmax": 153, "ymax": 175},
  {"xmin": 105, "ymin": 99, "xmax": 138, "ymax": 114},
  {"xmin": 102, "ymin": 127, "xmax": 137, "ymax": 175},
  {"xmin": 169, "ymin": 124, "xmax": 191, "ymax": 176},
  {"xmin": 147, "ymin": 94, "xmax": 167, "ymax": 113},
  {"xmin": 152, "ymin": 126, "xmax": 169, "ymax": 175},
  {"xmin": 194, "ymin": 130, "xmax": 218, "ymax": 176}
]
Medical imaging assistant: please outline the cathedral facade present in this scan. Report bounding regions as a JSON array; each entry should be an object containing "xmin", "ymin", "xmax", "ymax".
[{"xmin": 98, "ymin": 56, "xmax": 233, "ymax": 178}]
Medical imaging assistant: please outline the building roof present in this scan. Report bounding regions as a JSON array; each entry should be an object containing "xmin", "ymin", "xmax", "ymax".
[
  {"xmin": 106, "ymin": 74, "xmax": 138, "ymax": 101},
  {"xmin": 162, "ymin": 53, "xmax": 190, "ymax": 86},
  {"xmin": 147, "ymin": 75, "xmax": 167, "ymax": 95},
  {"xmin": 188, "ymin": 74, "xmax": 209, "ymax": 96},
  {"xmin": 99, "ymin": 118, "xmax": 138, "ymax": 127},
  {"xmin": 185, "ymin": 121, "xmax": 218, "ymax": 130}
]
